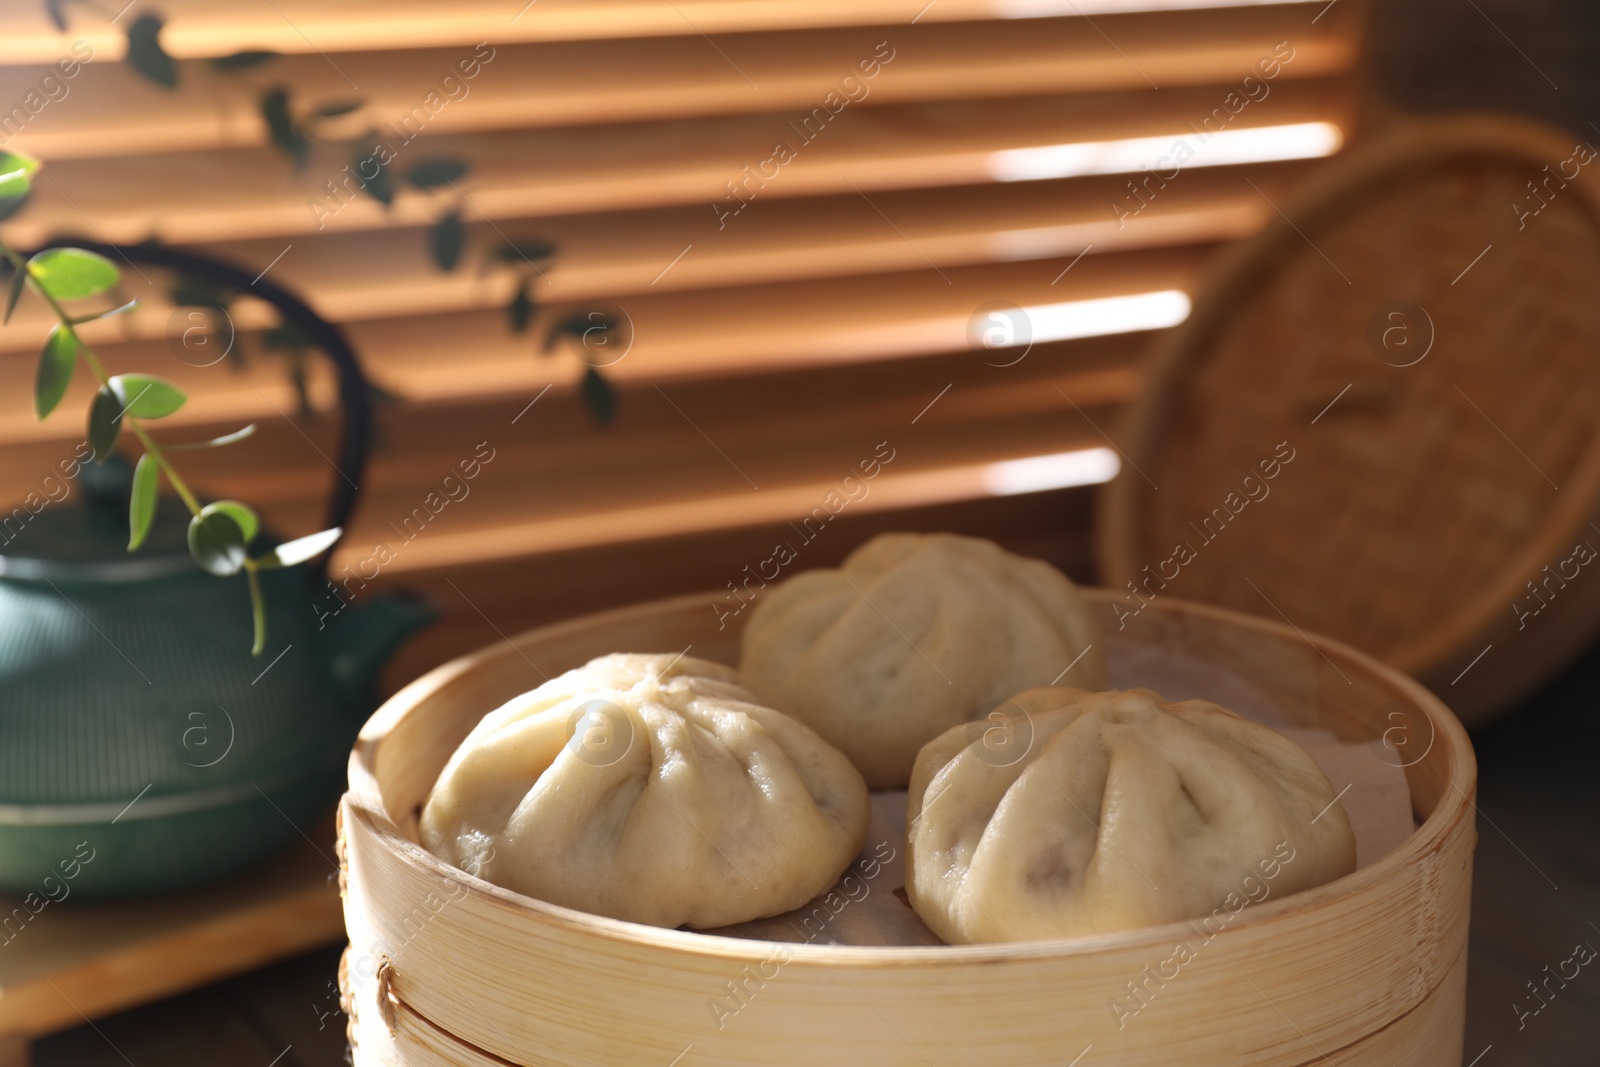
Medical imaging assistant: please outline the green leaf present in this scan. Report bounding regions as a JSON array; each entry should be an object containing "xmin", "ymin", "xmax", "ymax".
[
  {"xmin": 507, "ymin": 282, "xmax": 535, "ymax": 334},
  {"xmin": 429, "ymin": 209, "xmax": 464, "ymax": 271},
  {"xmin": 187, "ymin": 512, "xmax": 247, "ymax": 576},
  {"xmin": 201, "ymin": 500, "xmax": 260, "ymax": 544},
  {"xmin": 312, "ymin": 98, "xmax": 364, "ymax": 118},
  {"xmin": 34, "ymin": 326, "xmax": 76, "ymax": 419},
  {"xmin": 260, "ymin": 88, "xmax": 308, "ymax": 166},
  {"xmin": 495, "ymin": 238, "xmax": 557, "ymax": 265},
  {"xmin": 125, "ymin": 14, "xmax": 178, "ymax": 89},
  {"xmin": 28, "ymin": 248, "xmax": 119, "ymax": 300},
  {"xmin": 541, "ymin": 311, "xmax": 581, "ymax": 353},
  {"xmin": 354, "ymin": 140, "xmax": 395, "ymax": 206},
  {"xmin": 128, "ymin": 453, "xmax": 160, "ymax": 550},
  {"xmin": 0, "ymin": 149, "xmax": 39, "ymax": 222},
  {"xmin": 109, "ymin": 373, "xmax": 187, "ymax": 418},
  {"xmin": 210, "ymin": 49, "xmax": 279, "ymax": 72},
  {"xmin": 71, "ymin": 298, "xmax": 141, "ymax": 325},
  {"xmin": 88, "ymin": 385, "xmax": 123, "ymax": 461},
  {"xmin": 542, "ymin": 309, "xmax": 616, "ymax": 355},
  {"xmin": 257, "ymin": 526, "xmax": 341, "ymax": 569},
  {"xmin": 163, "ymin": 423, "xmax": 257, "ymax": 451},
  {"xmin": 4, "ymin": 268, "xmax": 25, "ymax": 323},
  {"xmin": 406, "ymin": 157, "xmax": 470, "ymax": 189},
  {"xmin": 580, "ymin": 366, "xmax": 615, "ymax": 424},
  {"xmin": 0, "ymin": 150, "xmax": 37, "ymax": 191}
]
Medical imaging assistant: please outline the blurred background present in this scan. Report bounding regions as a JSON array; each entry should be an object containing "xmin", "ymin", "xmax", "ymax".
[{"xmin": 0, "ymin": 0, "xmax": 1596, "ymax": 1063}]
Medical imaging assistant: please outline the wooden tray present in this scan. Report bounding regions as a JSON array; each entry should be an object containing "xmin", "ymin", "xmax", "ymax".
[
  {"xmin": 338, "ymin": 590, "xmax": 1476, "ymax": 1066},
  {"xmin": 1098, "ymin": 115, "xmax": 1600, "ymax": 726},
  {"xmin": 0, "ymin": 818, "xmax": 342, "ymax": 1067}
]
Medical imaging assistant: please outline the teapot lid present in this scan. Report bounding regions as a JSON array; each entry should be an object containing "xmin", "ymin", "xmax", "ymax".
[{"xmin": 0, "ymin": 454, "xmax": 196, "ymax": 582}]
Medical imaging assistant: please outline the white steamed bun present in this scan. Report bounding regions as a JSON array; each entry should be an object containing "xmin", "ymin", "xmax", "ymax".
[
  {"xmin": 739, "ymin": 533, "xmax": 1105, "ymax": 788},
  {"xmin": 906, "ymin": 687, "xmax": 1358, "ymax": 943},
  {"xmin": 420, "ymin": 653, "xmax": 870, "ymax": 929}
]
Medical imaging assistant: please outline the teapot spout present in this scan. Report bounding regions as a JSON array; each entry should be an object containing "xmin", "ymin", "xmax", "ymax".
[{"xmin": 321, "ymin": 591, "xmax": 436, "ymax": 708}]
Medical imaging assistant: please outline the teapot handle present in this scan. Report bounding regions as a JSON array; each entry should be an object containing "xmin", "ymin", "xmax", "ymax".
[{"xmin": 38, "ymin": 239, "xmax": 371, "ymax": 579}]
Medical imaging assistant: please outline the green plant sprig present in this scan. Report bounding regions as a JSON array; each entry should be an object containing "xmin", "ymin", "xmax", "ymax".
[
  {"xmin": 0, "ymin": 150, "xmax": 340, "ymax": 656},
  {"xmin": 50, "ymin": 2, "xmax": 622, "ymax": 423}
]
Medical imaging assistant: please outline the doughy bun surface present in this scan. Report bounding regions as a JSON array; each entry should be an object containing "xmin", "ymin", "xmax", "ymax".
[
  {"xmin": 906, "ymin": 687, "xmax": 1358, "ymax": 944},
  {"xmin": 740, "ymin": 532, "xmax": 1105, "ymax": 789},
  {"xmin": 421, "ymin": 653, "xmax": 871, "ymax": 930}
]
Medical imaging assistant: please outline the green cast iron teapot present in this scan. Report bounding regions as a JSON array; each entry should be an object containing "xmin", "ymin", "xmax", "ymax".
[{"xmin": 0, "ymin": 241, "xmax": 434, "ymax": 899}]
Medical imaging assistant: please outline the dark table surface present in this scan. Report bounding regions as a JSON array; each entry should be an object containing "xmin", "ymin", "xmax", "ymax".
[{"xmin": 32, "ymin": 642, "xmax": 1600, "ymax": 1067}]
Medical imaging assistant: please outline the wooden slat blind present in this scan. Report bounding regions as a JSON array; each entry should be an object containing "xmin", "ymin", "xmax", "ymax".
[
  {"xmin": 0, "ymin": 0, "xmax": 1368, "ymax": 678},
  {"xmin": 0, "ymin": 1, "xmax": 1355, "ymax": 59}
]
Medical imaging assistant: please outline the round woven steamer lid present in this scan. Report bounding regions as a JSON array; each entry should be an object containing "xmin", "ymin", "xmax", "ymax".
[{"xmin": 1097, "ymin": 114, "xmax": 1600, "ymax": 726}]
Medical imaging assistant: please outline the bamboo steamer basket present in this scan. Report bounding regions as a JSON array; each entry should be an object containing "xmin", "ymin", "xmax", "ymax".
[
  {"xmin": 338, "ymin": 589, "xmax": 1475, "ymax": 1067},
  {"xmin": 1098, "ymin": 115, "xmax": 1600, "ymax": 727}
]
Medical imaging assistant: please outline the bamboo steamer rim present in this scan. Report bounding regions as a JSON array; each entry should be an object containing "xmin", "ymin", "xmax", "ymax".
[
  {"xmin": 1097, "ymin": 113, "xmax": 1600, "ymax": 681},
  {"xmin": 346, "ymin": 588, "xmax": 1475, "ymax": 966}
]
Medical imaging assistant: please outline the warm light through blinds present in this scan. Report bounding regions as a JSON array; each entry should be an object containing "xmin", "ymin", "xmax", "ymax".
[
  {"xmin": 987, "ymin": 122, "xmax": 1344, "ymax": 183},
  {"xmin": 1014, "ymin": 290, "xmax": 1194, "ymax": 345},
  {"xmin": 981, "ymin": 448, "xmax": 1122, "ymax": 495},
  {"xmin": 0, "ymin": 0, "xmax": 1368, "ymax": 662}
]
